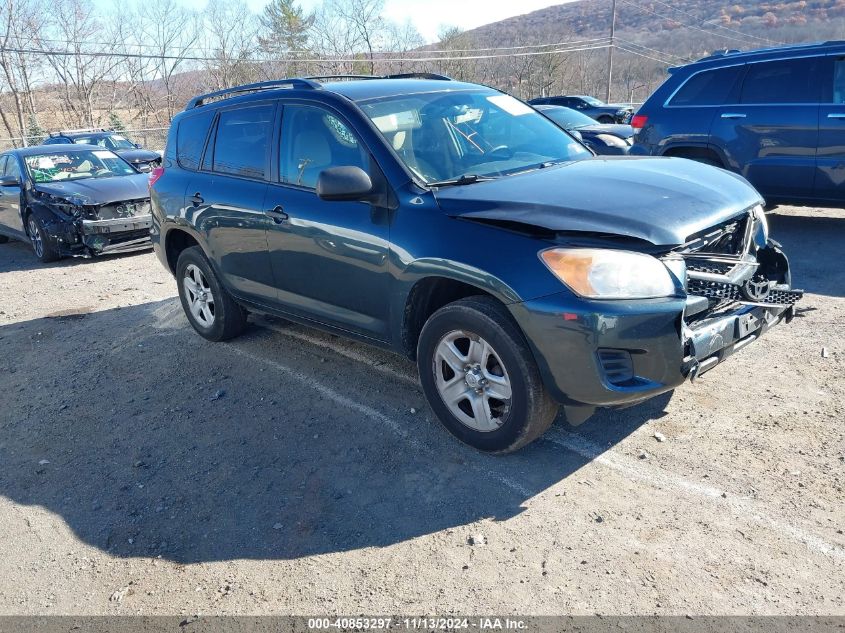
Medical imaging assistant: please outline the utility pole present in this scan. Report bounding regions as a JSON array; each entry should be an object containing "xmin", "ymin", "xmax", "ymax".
[{"xmin": 605, "ymin": 0, "xmax": 617, "ymax": 102}]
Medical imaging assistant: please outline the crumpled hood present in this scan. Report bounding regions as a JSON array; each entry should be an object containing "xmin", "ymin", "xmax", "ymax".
[
  {"xmin": 34, "ymin": 173, "xmax": 151, "ymax": 205},
  {"xmin": 434, "ymin": 157, "xmax": 763, "ymax": 247},
  {"xmin": 115, "ymin": 148, "xmax": 161, "ymax": 164}
]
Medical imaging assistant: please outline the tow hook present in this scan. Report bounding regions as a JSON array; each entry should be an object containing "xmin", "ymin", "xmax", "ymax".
[{"xmin": 687, "ymin": 358, "xmax": 701, "ymax": 383}]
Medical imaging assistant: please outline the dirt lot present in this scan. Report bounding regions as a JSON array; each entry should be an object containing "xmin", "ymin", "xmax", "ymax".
[{"xmin": 0, "ymin": 205, "xmax": 842, "ymax": 616}]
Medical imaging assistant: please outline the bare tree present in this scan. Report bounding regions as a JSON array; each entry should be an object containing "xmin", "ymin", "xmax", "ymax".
[
  {"xmin": 45, "ymin": 0, "xmax": 123, "ymax": 128},
  {"xmin": 201, "ymin": 0, "xmax": 261, "ymax": 90},
  {"xmin": 0, "ymin": 0, "xmax": 47, "ymax": 144}
]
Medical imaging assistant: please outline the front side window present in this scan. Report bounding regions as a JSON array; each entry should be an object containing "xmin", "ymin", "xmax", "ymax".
[
  {"xmin": 279, "ymin": 104, "xmax": 368, "ymax": 189},
  {"xmin": 359, "ymin": 89, "xmax": 591, "ymax": 184},
  {"xmin": 670, "ymin": 66, "xmax": 744, "ymax": 106},
  {"xmin": 3, "ymin": 155, "xmax": 20, "ymax": 179},
  {"xmin": 740, "ymin": 57, "xmax": 822, "ymax": 104},
  {"xmin": 23, "ymin": 150, "xmax": 136, "ymax": 183},
  {"xmin": 211, "ymin": 105, "xmax": 275, "ymax": 179}
]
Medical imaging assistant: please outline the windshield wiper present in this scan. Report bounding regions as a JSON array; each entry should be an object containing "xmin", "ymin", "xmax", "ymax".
[{"xmin": 427, "ymin": 174, "xmax": 497, "ymax": 188}]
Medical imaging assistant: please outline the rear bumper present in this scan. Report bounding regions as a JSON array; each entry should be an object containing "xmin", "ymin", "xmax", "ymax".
[{"xmin": 510, "ymin": 290, "xmax": 798, "ymax": 413}]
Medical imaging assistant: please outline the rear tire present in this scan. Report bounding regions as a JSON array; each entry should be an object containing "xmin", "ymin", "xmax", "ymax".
[
  {"xmin": 597, "ymin": 115, "xmax": 615, "ymax": 124},
  {"xmin": 176, "ymin": 246, "xmax": 247, "ymax": 341},
  {"xmin": 417, "ymin": 296, "xmax": 559, "ymax": 454},
  {"xmin": 26, "ymin": 214, "xmax": 61, "ymax": 263}
]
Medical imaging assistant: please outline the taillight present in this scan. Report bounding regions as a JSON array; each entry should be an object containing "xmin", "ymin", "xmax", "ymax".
[
  {"xmin": 631, "ymin": 114, "xmax": 648, "ymax": 131},
  {"xmin": 148, "ymin": 165, "xmax": 164, "ymax": 187}
]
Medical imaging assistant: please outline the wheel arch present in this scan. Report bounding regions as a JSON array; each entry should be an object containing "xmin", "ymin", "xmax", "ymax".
[
  {"xmin": 163, "ymin": 226, "xmax": 205, "ymax": 274},
  {"xmin": 399, "ymin": 275, "xmax": 516, "ymax": 361},
  {"xmin": 662, "ymin": 144, "xmax": 727, "ymax": 168}
]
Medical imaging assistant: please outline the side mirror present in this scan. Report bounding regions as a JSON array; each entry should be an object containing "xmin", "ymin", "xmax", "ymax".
[
  {"xmin": 0, "ymin": 175, "xmax": 20, "ymax": 187},
  {"xmin": 316, "ymin": 166, "xmax": 374, "ymax": 202}
]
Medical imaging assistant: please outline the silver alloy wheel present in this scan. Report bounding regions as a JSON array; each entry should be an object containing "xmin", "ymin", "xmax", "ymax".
[
  {"xmin": 27, "ymin": 217, "xmax": 43, "ymax": 258},
  {"xmin": 183, "ymin": 264, "xmax": 216, "ymax": 327},
  {"xmin": 432, "ymin": 330, "xmax": 512, "ymax": 432}
]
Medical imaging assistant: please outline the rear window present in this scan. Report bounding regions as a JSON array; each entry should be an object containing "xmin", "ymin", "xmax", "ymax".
[
  {"xmin": 740, "ymin": 57, "xmax": 822, "ymax": 104},
  {"xmin": 833, "ymin": 59, "xmax": 845, "ymax": 104},
  {"xmin": 210, "ymin": 105, "xmax": 275, "ymax": 179},
  {"xmin": 670, "ymin": 66, "xmax": 743, "ymax": 106},
  {"xmin": 176, "ymin": 111, "xmax": 214, "ymax": 170}
]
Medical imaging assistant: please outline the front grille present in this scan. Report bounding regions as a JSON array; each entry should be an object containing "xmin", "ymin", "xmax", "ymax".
[
  {"xmin": 687, "ymin": 278, "xmax": 742, "ymax": 302},
  {"xmin": 597, "ymin": 349, "xmax": 634, "ymax": 386},
  {"xmin": 97, "ymin": 199, "xmax": 151, "ymax": 220}
]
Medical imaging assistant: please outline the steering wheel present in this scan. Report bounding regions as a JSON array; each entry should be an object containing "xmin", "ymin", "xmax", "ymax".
[{"xmin": 486, "ymin": 145, "xmax": 512, "ymax": 160}]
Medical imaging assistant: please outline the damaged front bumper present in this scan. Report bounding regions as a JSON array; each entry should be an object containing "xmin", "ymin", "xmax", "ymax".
[
  {"xmin": 509, "ymin": 244, "xmax": 801, "ymax": 425},
  {"xmin": 80, "ymin": 216, "xmax": 153, "ymax": 255},
  {"xmin": 43, "ymin": 213, "xmax": 153, "ymax": 258}
]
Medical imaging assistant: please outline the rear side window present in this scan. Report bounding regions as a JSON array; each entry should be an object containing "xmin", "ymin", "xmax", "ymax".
[
  {"xmin": 211, "ymin": 104, "xmax": 275, "ymax": 179},
  {"xmin": 177, "ymin": 111, "xmax": 214, "ymax": 170},
  {"xmin": 740, "ymin": 57, "xmax": 821, "ymax": 104},
  {"xmin": 670, "ymin": 66, "xmax": 743, "ymax": 106},
  {"xmin": 833, "ymin": 59, "xmax": 845, "ymax": 104}
]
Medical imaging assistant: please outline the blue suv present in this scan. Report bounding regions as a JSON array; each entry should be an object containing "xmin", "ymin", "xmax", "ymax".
[
  {"xmin": 632, "ymin": 41, "xmax": 845, "ymax": 208},
  {"xmin": 150, "ymin": 75, "xmax": 801, "ymax": 453}
]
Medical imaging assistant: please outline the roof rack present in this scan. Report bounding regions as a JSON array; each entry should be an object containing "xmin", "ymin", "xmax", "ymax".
[
  {"xmin": 304, "ymin": 74, "xmax": 381, "ymax": 81},
  {"xmin": 51, "ymin": 127, "xmax": 109, "ymax": 136},
  {"xmin": 384, "ymin": 72, "xmax": 451, "ymax": 81},
  {"xmin": 187, "ymin": 78, "xmax": 320, "ymax": 109},
  {"xmin": 186, "ymin": 73, "xmax": 454, "ymax": 110}
]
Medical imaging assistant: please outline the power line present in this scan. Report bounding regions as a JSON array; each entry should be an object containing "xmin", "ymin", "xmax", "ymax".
[
  {"xmin": 637, "ymin": 0, "xmax": 782, "ymax": 45},
  {"xmin": 617, "ymin": 0, "xmax": 772, "ymax": 47},
  {"xmin": 615, "ymin": 37, "xmax": 691, "ymax": 62},
  {"xmin": 0, "ymin": 42, "xmax": 614, "ymax": 64},
  {"xmin": 0, "ymin": 33, "xmax": 614, "ymax": 58}
]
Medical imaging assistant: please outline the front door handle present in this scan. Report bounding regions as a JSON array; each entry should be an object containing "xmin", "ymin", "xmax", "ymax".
[
  {"xmin": 265, "ymin": 206, "xmax": 289, "ymax": 224},
  {"xmin": 189, "ymin": 192, "xmax": 203, "ymax": 206},
  {"xmin": 721, "ymin": 113, "xmax": 747, "ymax": 119},
  {"xmin": 827, "ymin": 113, "xmax": 845, "ymax": 119}
]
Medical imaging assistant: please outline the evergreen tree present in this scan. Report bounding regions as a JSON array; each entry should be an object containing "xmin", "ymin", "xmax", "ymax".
[
  {"xmin": 258, "ymin": 0, "xmax": 314, "ymax": 74},
  {"xmin": 108, "ymin": 112, "xmax": 127, "ymax": 133},
  {"xmin": 25, "ymin": 115, "xmax": 46, "ymax": 146}
]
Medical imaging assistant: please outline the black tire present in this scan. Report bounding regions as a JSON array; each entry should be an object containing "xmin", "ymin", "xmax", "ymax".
[
  {"xmin": 597, "ymin": 115, "xmax": 615, "ymax": 124},
  {"xmin": 25, "ymin": 213, "xmax": 61, "ymax": 263},
  {"xmin": 175, "ymin": 246, "xmax": 247, "ymax": 341},
  {"xmin": 417, "ymin": 296, "xmax": 559, "ymax": 454}
]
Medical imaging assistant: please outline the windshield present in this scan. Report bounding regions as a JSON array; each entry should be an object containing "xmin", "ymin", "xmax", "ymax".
[
  {"xmin": 541, "ymin": 107, "xmax": 599, "ymax": 129},
  {"xmin": 24, "ymin": 149, "xmax": 137, "ymax": 183},
  {"xmin": 359, "ymin": 89, "xmax": 591, "ymax": 184},
  {"xmin": 73, "ymin": 134, "xmax": 137, "ymax": 150},
  {"xmin": 580, "ymin": 96, "xmax": 604, "ymax": 106}
]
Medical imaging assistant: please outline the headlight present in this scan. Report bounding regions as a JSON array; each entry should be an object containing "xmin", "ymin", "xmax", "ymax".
[
  {"xmin": 540, "ymin": 248, "xmax": 678, "ymax": 299},
  {"xmin": 751, "ymin": 204, "xmax": 769, "ymax": 248},
  {"xmin": 594, "ymin": 133, "xmax": 629, "ymax": 149}
]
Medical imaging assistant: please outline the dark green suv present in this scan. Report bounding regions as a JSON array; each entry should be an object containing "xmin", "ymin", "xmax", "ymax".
[{"xmin": 150, "ymin": 75, "xmax": 801, "ymax": 453}]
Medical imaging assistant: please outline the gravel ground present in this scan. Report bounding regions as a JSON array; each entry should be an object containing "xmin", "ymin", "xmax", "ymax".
[{"xmin": 0, "ymin": 205, "xmax": 842, "ymax": 616}]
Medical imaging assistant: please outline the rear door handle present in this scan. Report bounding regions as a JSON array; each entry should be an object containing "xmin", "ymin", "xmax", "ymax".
[
  {"xmin": 189, "ymin": 192, "xmax": 203, "ymax": 206},
  {"xmin": 827, "ymin": 113, "xmax": 845, "ymax": 119},
  {"xmin": 265, "ymin": 206, "xmax": 289, "ymax": 224},
  {"xmin": 721, "ymin": 113, "xmax": 747, "ymax": 119}
]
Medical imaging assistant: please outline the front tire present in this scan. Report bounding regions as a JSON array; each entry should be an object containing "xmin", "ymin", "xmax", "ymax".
[
  {"xmin": 417, "ymin": 296, "xmax": 559, "ymax": 454},
  {"xmin": 26, "ymin": 214, "xmax": 61, "ymax": 263},
  {"xmin": 176, "ymin": 246, "xmax": 247, "ymax": 341}
]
